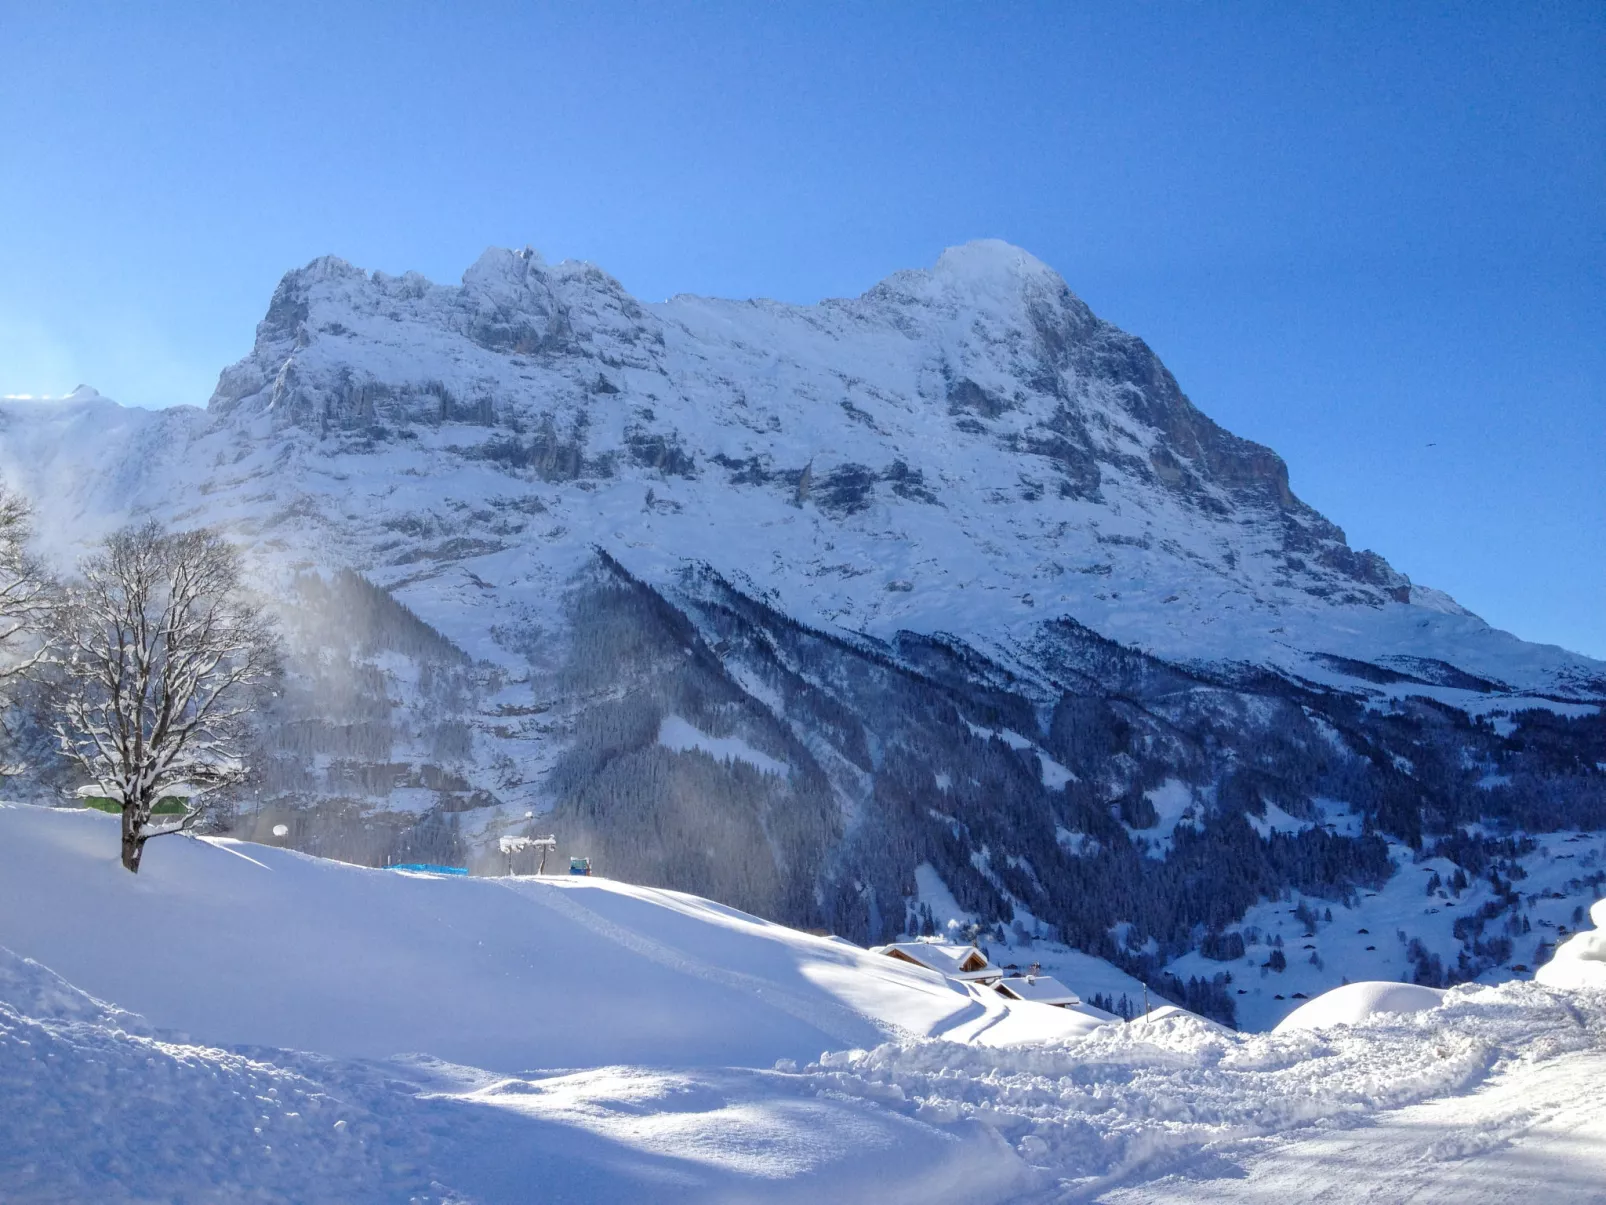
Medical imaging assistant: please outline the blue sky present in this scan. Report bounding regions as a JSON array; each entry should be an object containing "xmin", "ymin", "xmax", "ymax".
[{"xmin": 2, "ymin": 2, "xmax": 1602, "ymax": 657}]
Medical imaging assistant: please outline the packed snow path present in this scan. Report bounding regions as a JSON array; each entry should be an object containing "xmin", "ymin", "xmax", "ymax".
[
  {"xmin": 3, "ymin": 803, "xmax": 1605, "ymax": 1203},
  {"xmin": 1106, "ymin": 1050, "xmax": 1606, "ymax": 1203}
]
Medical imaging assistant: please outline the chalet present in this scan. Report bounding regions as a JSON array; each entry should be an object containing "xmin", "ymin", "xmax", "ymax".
[
  {"xmin": 993, "ymin": 973, "xmax": 1081, "ymax": 1008},
  {"xmin": 870, "ymin": 941, "xmax": 1004, "ymax": 985}
]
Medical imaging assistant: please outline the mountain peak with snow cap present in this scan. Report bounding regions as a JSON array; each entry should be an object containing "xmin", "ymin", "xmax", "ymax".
[
  {"xmin": 197, "ymin": 239, "xmax": 1423, "ymax": 614},
  {"xmin": 932, "ymin": 237, "xmax": 1063, "ymax": 286},
  {"xmin": 177, "ymin": 237, "xmax": 1606, "ymax": 704},
  {"xmin": 865, "ymin": 238, "xmax": 1083, "ymax": 315}
]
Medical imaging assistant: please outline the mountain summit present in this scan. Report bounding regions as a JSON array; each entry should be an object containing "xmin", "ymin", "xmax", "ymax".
[{"xmin": 200, "ymin": 240, "xmax": 1475, "ymax": 663}]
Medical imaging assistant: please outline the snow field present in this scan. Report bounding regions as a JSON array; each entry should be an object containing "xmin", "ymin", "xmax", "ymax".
[
  {"xmin": 0, "ymin": 948, "xmax": 1028, "ymax": 1205},
  {"xmin": 656, "ymin": 713, "xmax": 791, "ymax": 779},
  {"xmin": 0, "ymin": 953, "xmax": 424, "ymax": 1203},
  {"xmin": 1274, "ymin": 980, "xmax": 1446, "ymax": 1032},
  {"xmin": 0, "ymin": 804, "xmax": 1099, "ymax": 1067},
  {"xmin": 4, "ymin": 802, "xmax": 1606, "ymax": 1203},
  {"xmin": 807, "ymin": 980, "xmax": 1606, "ymax": 1197},
  {"xmin": 1105, "ymin": 1048, "xmax": 1606, "ymax": 1203}
]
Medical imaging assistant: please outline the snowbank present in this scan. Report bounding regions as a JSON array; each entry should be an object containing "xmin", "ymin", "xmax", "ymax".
[
  {"xmin": 1273, "ymin": 981, "xmax": 1446, "ymax": 1034},
  {"xmin": 1535, "ymin": 897, "xmax": 1606, "ymax": 990}
]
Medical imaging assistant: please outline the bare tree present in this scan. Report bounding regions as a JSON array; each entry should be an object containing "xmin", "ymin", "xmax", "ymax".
[
  {"xmin": 0, "ymin": 484, "xmax": 52, "ymax": 683},
  {"xmin": 51, "ymin": 521, "xmax": 279, "ymax": 872}
]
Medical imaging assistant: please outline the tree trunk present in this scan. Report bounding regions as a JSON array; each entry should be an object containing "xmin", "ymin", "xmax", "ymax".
[{"xmin": 120, "ymin": 802, "xmax": 147, "ymax": 873}]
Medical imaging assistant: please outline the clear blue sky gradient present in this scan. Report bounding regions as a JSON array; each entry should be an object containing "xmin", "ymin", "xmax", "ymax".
[{"xmin": 2, "ymin": 3, "xmax": 1602, "ymax": 657}]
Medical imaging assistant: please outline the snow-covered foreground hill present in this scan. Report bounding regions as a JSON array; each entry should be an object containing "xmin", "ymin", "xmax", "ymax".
[
  {"xmin": 0, "ymin": 804, "xmax": 1101, "ymax": 1070},
  {"xmin": 4, "ymin": 803, "xmax": 1606, "ymax": 1203}
]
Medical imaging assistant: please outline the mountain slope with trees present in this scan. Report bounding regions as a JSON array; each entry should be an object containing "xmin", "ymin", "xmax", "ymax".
[{"xmin": 1, "ymin": 241, "xmax": 1601, "ymax": 1024}]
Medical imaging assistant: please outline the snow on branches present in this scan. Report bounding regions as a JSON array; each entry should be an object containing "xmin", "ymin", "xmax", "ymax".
[
  {"xmin": 0, "ymin": 485, "xmax": 52, "ymax": 684},
  {"xmin": 50, "ymin": 521, "xmax": 280, "ymax": 872}
]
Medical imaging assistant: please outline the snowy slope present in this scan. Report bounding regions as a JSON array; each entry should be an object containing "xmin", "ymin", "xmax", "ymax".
[
  {"xmin": 1105, "ymin": 1049, "xmax": 1606, "ymax": 1204},
  {"xmin": 4, "ymin": 804, "xmax": 1606, "ymax": 1203},
  {"xmin": 0, "ymin": 945, "xmax": 1034, "ymax": 1205},
  {"xmin": 0, "ymin": 804, "xmax": 1102, "ymax": 1069},
  {"xmin": 1165, "ymin": 830, "xmax": 1606, "ymax": 1031}
]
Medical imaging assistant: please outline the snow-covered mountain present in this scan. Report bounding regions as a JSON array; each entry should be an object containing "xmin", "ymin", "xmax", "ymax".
[
  {"xmin": 1, "ymin": 241, "xmax": 1602, "ymax": 1025},
  {"xmin": 18, "ymin": 241, "xmax": 1600, "ymax": 690}
]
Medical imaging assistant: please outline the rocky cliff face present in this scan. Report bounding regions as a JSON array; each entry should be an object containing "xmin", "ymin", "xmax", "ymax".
[
  {"xmin": 209, "ymin": 241, "xmax": 1412, "ymax": 615},
  {"xmin": 2, "ymin": 242, "xmax": 1603, "ymax": 1023}
]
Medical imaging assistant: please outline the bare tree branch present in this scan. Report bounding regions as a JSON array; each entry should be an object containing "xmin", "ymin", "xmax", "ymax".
[
  {"xmin": 0, "ymin": 485, "xmax": 53, "ymax": 684},
  {"xmin": 49, "ymin": 521, "xmax": 280, "ymax": 872}
]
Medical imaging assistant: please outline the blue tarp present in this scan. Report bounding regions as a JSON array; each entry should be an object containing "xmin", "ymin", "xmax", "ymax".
[{"xmin": 389, "ymin": 863, "xmax": 469, "ymax": 876}]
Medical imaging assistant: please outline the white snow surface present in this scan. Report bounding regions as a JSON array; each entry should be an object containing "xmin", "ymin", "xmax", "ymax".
[
  {"xmin": 0, "ymin": 804, "xmax": 1064, "ymax": 1067},
  {"xmin": 1274, "ymin": 980, "xmax": 1447, "ymax": 1032},
  {"xmin": 1131, "ymin": 777, "xmax": 1201, "ymax": 854},
  {"xmin": 1535, "ymin": 897, "xmax": 1606, "ymax": 990},
  {"xmin": 5, "ymin": 802, "xmax": 1606, "ymax": 1203},
  {"xmin": 1164, "ymin": 831, "xmax": 1606, "ymax": 1031}
]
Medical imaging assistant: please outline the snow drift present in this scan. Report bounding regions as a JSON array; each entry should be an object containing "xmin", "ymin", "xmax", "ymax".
[
  {"xmin": 1535, "ymin": 897, "xmax": 1606, "ymax": 990},
  {"xmin": 1273, "ymin": 981, "xmax": 1446, "ymax": 1033}
]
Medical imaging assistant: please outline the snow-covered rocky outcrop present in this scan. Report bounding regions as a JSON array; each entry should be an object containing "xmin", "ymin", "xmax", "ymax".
[
  {"xmin": 0, "ymin": 242, "xmax": 1602, "ymax": 1026},
  {"xmin": 10, "ymin": 241, "xmax": 1600, "ymax": 693}
]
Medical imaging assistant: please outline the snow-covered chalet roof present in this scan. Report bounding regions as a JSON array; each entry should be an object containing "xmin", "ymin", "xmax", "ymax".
[
  {"xmin": 994, "ymin": 974, "xmax": 1080, "ymax": 1007},
  {"xmin": 872, "ymin": 941, "xmax": 1003, "ymax": 982}
]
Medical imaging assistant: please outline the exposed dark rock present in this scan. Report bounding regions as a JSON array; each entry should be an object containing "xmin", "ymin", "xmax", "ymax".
[
  {"xmin": 624, "ymin": 427, "xmax": 697, "ymax": 477},
  {"xmin": 947, "ymin": 377, "xmax": 1012, "ymax": 420},
  {"xmin": 465, "ymin": 414, "xmax": 596, "ymax": 481},
  {"xmin": 815, "ymin": 463, "xmax": 878, "ymax": 514},
  {"xmin": 882, "ymin": 460, "xmax": 938, "ymax": 504},
  {"xmin": 711, "ymin": 453, "xmax": 772, "ymax": 486}
]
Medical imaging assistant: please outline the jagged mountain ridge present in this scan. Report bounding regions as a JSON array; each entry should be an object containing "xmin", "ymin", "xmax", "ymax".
[
  {"xmin": 1, "ymin": 242, "xmax": 1603, "ymax": 1024},
  {"xmin": 9, "ymin": 240, "xmax": 1596, "ymax": 696},
  {"xmin": 197, "ymin": 239, "xmax": 1597, "ymax": 696}
]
